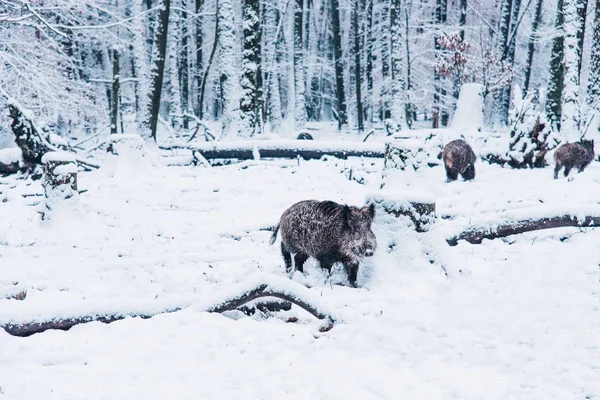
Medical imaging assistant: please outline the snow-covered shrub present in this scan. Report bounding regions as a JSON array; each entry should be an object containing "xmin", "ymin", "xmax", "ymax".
[{"xmin": 506, "ymin": 86, "xmax": 560, "ymax": 168}]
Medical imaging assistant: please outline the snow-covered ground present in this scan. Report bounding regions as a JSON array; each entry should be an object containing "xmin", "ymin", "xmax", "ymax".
[{"xmin": 1, "ymin": 141, "xmax": 600, "ymax": 399}]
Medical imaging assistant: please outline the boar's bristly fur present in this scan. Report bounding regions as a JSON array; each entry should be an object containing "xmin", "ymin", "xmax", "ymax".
[
  {"xmin": 553, "ymin": 139, "xmax": 595, "ymax": 179},
  {"xmin": 442, "ymin": 139, "xmax": 477, "ymax": 182},
  {"xmin": 270, "ymin": 200, "xmax": 377, "ymax": 287}
]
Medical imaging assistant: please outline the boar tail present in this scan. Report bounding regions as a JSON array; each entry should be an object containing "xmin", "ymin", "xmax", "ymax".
[{"xmin": 269, "ymin": 224, "xmax": 280, "ymax": 245}]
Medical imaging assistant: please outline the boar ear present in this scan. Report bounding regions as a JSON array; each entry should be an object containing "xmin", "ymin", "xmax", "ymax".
[
  {"xmin": 368, "ymin": 203, "xmax": 375, "ymax": 219},
  {"xmin": 342, "ymin": 205, "xmax": 351, "ymax": 229}
]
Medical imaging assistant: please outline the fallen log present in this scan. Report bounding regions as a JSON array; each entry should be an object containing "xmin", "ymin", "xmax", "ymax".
[
  {"xmin": 446, "ymin": 214, "xmax": 600, "ymax": 246},
  {"xmin": 3, "ymin": 97, "xmax": 99, "ymax": 170},
  {"xmin": 160, "ymin": 140, "xmax": 385, "ymax": 160},
  {"xmin": 205, "ymin": 283, "xmax": 336, "ymax": 331},
  {"xmin": 2, "ymin": 281, "xmax": 336, "ymax": 337}
]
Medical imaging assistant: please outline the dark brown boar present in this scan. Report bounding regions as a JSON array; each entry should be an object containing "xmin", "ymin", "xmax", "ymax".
[
  {"xmin": 442, "ymin": 139, "xmax": 477, "ymax": 182},
  {"xmin": 270, "ymin": 200, "xmax": 377, "ymax": 287},
  {"xmin": 553, "ymin": 140, "xmax": 595, "ymax": 179}
]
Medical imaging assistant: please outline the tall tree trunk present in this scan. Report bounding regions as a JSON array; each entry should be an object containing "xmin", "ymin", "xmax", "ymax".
[
  {"xmin": 132, "ymin": 0, "xmax": 151, "ymax": 135},
  {"xmin": 168, "ymin": 6, "xmax": 183, "ymax": 129},
  {"xmin": 294, "ymin": 0, "xmax": 307, "ymax": 129},
  {"xmin": 111, "ymin": 47, "xmax": 121, "ymax": 135},
  {"xmin": 492, "ymin": 0, "xmax": 514, "ymax": 127},
  {"xmin": 498, "ymin": 0, "xmax": 522, "ymax": 126},
  {"xmin": 459, "ymin": 0, "xmax": 467, "ymax": 41},
  {"xmin": 365, "ymin": 0, "xmax": 374, "ymax": 124},
  {"xmin": 330, "ymin": 0, "xmax": 348, "ymax": 129},
  {"xmin": 195, "ymin": 0, "xmax": 204, "ymax": 118},
  {"xmin": 546, "ymin": 0, "xmax": 565, "ymax": 131},
  {"xmin": 576, "ymin": 0, "xmax": 588, "ymax": 76},
  {"xmin": 587, "ymin": 0, "xmax": 600, "ymax": 113},
  {"xmin": 353, "ymin": 0, "xmax": 364, "ymax": 132},
  {"xmin": 264, "ymin": 0, "xmax": 282, "ymax": 131},
  {"xmin": 560, "ymin": 0, "xmax": 583, "ymax": 141},
  {"xmin": 390, "ymin": 0, "xmax": 407, "ymax": 130},
  {"xmin": 239, "ymin": 0, "xmax": 262, "ymax": 137},
  {"xmin": 217, "ymin": 0, "xmax": 240, "ymax": 138},
  {"xmin": 148, "ymin": 0, "xmax": 171, "ymax": 141},
  {"xmin": 380, "ymin": 2, "xmax": 391, "ymax": 121},
  {"xmin": 433, "ymin": 0, "xmax": 447, "ymax": 128},
  {"xmin": 523, "ymin": 0, "xmax": 543, "ymax": 93},
  {"xmin": 180, "ymin": 0, "xmax": 190, "ymax": 129},
  {"xmin": 404, "ymin": 3, "xmax": 414, "ymax": 126}
]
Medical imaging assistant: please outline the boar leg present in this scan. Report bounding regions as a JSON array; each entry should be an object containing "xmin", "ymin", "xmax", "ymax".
[
  {"xmin": 553, "ymin": 165, "xmax": 561, "ymax": 179},
  {"xmin": 294, "ymin": 252, "xmax": 309, "ymax": 273},
  {"xmin": 445, "ymin": 166, "xmax": 458, "ymax": 182},
  {"xmin": 342, "ymin": 260, "xmax": 359, "ymax": 288},
  {"xmin": 281, "ymin": 243, "xmax": 293, "ymax": 272},
  {"xmin": 462, "ymin": 164, "xmax": 475, "ymax": 181},
  {"xmin": 318, "ymin": 258, "xmax": 334, "ymax": 275},
  {"xmin": 563, "ymin": 163, "xmax": 573, "ymax": 177}
]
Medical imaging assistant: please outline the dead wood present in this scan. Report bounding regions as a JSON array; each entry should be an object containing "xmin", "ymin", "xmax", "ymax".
[
  {"xmin": 2, "ymin": 284, "xmax": 335, "ymax": 337},
  {"xmin": 446, "ymin": 215, "xmax": 600, "ymax": 246}
]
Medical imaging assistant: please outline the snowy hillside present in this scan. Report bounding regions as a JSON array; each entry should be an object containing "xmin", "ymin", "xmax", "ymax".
[{"xmin": 1, "ymin": 145, "xmax": 599, "ymax": 398}]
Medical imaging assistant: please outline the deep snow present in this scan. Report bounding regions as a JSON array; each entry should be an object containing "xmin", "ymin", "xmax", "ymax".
[{"xmin": 1, "ymin": 138, "xmax": 599, "ymax": 399}]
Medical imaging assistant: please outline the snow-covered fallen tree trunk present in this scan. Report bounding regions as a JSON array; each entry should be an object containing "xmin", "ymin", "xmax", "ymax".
[
  {"xmin": 446, "ymin": 207, "xmax": 600, "ymax": 246},
  {"xmin": 2, "ymin": 278, "xmax": 337, "ymax": 337},
  {"xmin": 160, "ymin": 140, "xmax": 385, "ymax": 160},
  {"xmin": 5, "ymin": 100, "xmax": 99, "ymax": 170}
]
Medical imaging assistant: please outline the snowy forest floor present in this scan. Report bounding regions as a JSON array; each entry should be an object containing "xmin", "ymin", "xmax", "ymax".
[{"xmin": 1, "ymin": 141, "xmax": 600, "ymax": 398}]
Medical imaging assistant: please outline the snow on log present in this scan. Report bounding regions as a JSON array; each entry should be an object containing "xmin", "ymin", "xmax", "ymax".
[
  {"xmin": 446, "ymin": 205, "xmax": 600, "ymax": 246},
  {"xmin": 0, "ymin": 148, "xmax": 23, "ymax": 175},
  {"xmin": 2, "ymin": 276, "xmax": 337, "ymax": 336},
  {"xmin": 160, "ymin": 140, "xmax": 385, "ymax": 160},
  {"xmin": 366, "ymin": 191, "xmax": 436, "ymax": 232},
  {"xmin": 42, "ymin": 152, "xmax": 78, "ymax": 211}
]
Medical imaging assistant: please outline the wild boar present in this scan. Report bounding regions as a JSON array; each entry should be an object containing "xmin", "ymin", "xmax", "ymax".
[{"xmin": 270, "ymin": 200, "xmax": 376, "ymax": 287}]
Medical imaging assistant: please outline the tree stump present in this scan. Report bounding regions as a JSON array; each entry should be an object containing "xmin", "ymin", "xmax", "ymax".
[
  {"xmin": 367, "ymin": 191, "xmax": 436, "ymax": 232},
  {"xmin": 41, "ymin": 152, "xmax": 78, "ymax": 210}
]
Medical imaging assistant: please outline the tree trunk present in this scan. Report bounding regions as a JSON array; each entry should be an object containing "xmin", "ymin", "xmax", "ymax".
[
  {"xmin": 239, "ymin": 0, "xmax": 262, "ymax": 137},
  {"xmin": 523, "ymin": 0, "xmax": 543, "ymax": 93},
  {"xmin": 353, "ymin": 0, "xmax": 364, "ymax": 132},
  {"xmin": 217, "ymin": 0, "xmax": 240, "ymax": 138},
  {"xmin": 380, "ymin": 2, "xmax": 391, "ymax": 120},
  {"xmin": 587, "ymin": 0, "xmax": 600, "ymax": 112},
  {"xmin": 199, "ymin": 10, "xmax": 219, "ymax": 122},
  {"xmin": 330, "ymin": 0, "xmax": 348, "ymax": 129},
  {"xmin": 180, "ymin": 0, "xmax": 190, "ymax": 129},
  {"xmin": 560, "ymin": 0, "xmax": 583, "ymax": 141},
  {"xmin": 132, "ymin": 0, "xmax": 151, "ymax": 135},
  {"xmin": 390, "ymin": 0, "xmax": 407, "ymax": 130},
  {"xmin": 111, "ymin": 48, "xmax": 121, "ymax": 135},
  {"xmin": 433, "ymin": 0, "xmax": 448, "ymax": 128},
  {"xmin": 168, "ymin": 5, "xmax": 183, "ymax": 130},
  {"xmin": 264, "ymin": 0, "xmax": 282, "ymax": 131},
  {"xmin": 459, "ymin": 0, "xmax": 467, "ymax": 41},
  {"xmin": 497, "ymin": 0, "xmax": 522, "ymax": 126},
  {"xmin": 148, "ymin": 0, "xmax": 171, "ymax": 141},
  {"xmin": 294, "ymin": 0, "xmax": 307, "ymax": 129},
  {"xmin": 365, "ymin": 0, "xmax": 374, "ymax": 124},
  {"xmin": 195, "ymin": 0, "xmax": 204, "ymax": 118},
  {"xmin": 576, "ymin": 0, "xmax": 588, "ymax": 76},
  {"xmin": 546, "ymin": 0, "xmax": 565, "ymax": 131},
  {"xmin": 447, "ymin": 213, "xmax": 600, "ymax": 246}
]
